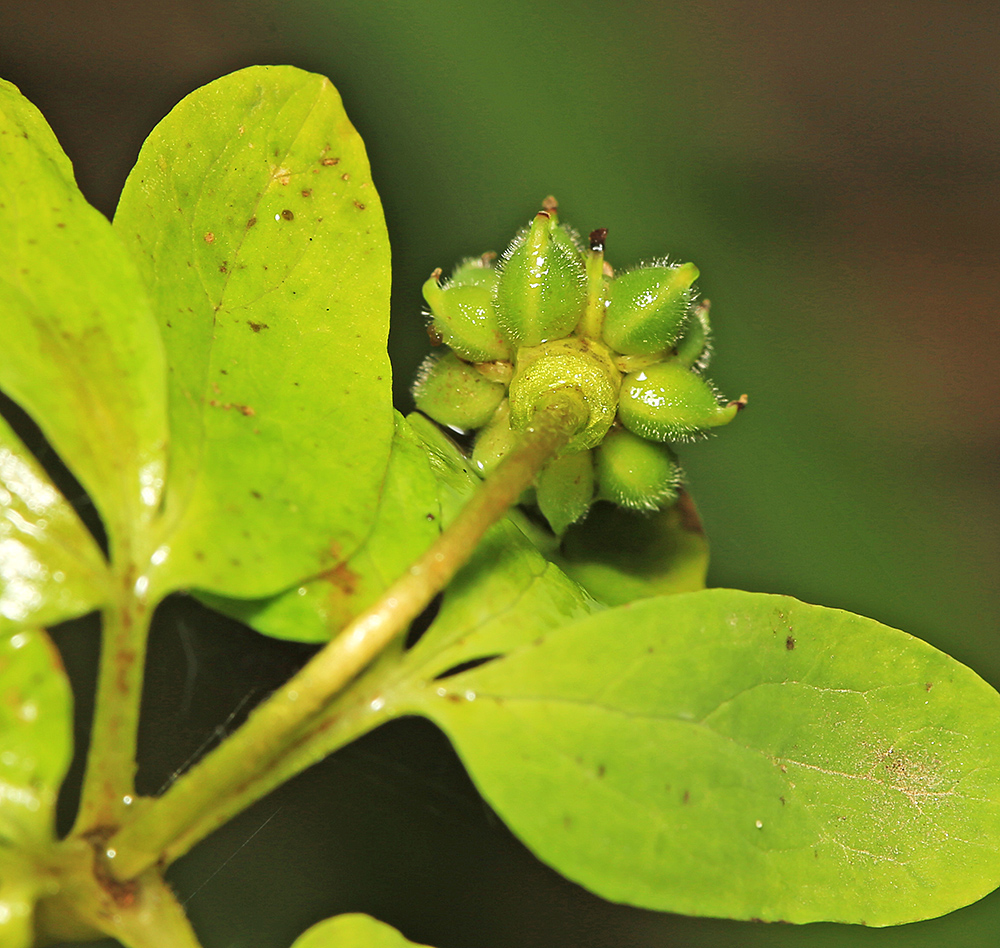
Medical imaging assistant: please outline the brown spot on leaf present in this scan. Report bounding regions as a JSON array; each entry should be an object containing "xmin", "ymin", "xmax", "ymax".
[
  {"xmin": 247, "ymin": 320, "xmax": 269, "ymax": 333},
  {"xmin": 341, "ymin": 173, "xmax": 350, "ymax": 181},
  {"xmin": 354, "ymin": 200, "xmax": 366, "ymax": 210},
  {"xmin": 597, "ymin": 764, "xmax": 606, "ymax": 778},
  {"xmin": 321, "ymin": 157, "xmax": 339, "ymax": 166},
  {"xmin": 250, "ymin": 490, "xmax": 262, "ymax": 499},
  {"xmin": 323, "ymin": 561, "xmax": 360, "ymax": 596},
  {"xmin": 281, "ymin": 209, "xmax": 294, "ymax": 221},
  {"xmin": 301, "ymin": 189, "xmax": 312, "ymax": 198},
  {"xmin": 219, "ymin": 262, "xmax": 228, "ymax": 274},
  {"xmin": 247, "ymin": 216, "xmax": 257, "ymax": 228},
  {"xmin": 682, "ymin": 790, "xmax": 690, "ymax": 804},
  {"xmin": 204, "ymin": 232, "xmax": 215, "ymax": 243},
  {"xmin": 786, "ymin": 635, "xmax": 796, "ymax": 650},
  {"xmin": 925, "ymin": 682, "xmax": 933, "ymax": 691}
]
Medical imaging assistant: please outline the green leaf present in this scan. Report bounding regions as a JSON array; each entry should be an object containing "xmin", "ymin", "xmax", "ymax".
[
  {"xmin": 0, "ymin": 626, "xmax": 74, "ymax": 946},
  {"xmin": 400, "ymin": 589, "xmax": 1000, "ymax": 926},
  {"xmin": 0, "ymin": 414, "xmax": 111, "ymax": 631},
  {"xmin": 0, "ymin": 79, "xmax": 169, "ymax": 556},
  {"xmin": 291, "ymin": 913, "xmax": 433, "ymax": 948},
  {"xmin": 197, "ymin": 414, "xmax": 440, "ymax": 643},
  {"xmin": 113, "ymin": 65, "xmax": 394, "ymax": 599},
  {"xmin": 556, "ymin": 492, "xmax": 709, "ymax": 605}
]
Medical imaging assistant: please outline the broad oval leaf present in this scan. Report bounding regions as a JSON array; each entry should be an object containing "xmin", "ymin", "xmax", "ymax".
[
  {"xmin": 197, "ymin": 414, "xmax": 440, "ymax": 642},
  {"xmin": 291, "ymin": 914, "xmax": 433, "ymax": 948},
  {"xmin": 0, "ymin": 626, "xmax": 74, "ymax": 947},
  {"xmin": 0, "ymin": 414, "xmax": 110, "ymax": 631},
  {"xmin": 401, "ymin": 589, "xmax": 1000, "ymax": 926},
  {"xmin": 113, "ymin": 65, "xmax": 394, "ymax": 598},
  {"xmin": 556, "ymin": 493, "xmax": 708, "ymax": 605},
  {"xmin": 0, "ymin": 79, "xmax": 168, "ymax": 555}
]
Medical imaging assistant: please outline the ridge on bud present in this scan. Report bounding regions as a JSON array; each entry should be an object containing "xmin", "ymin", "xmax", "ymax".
[
  {"xmin": 618, "ymin": 359, "xmax": 744, "ymax": 442},
  {"xmin": 413, "ymin": 351, "xmax": 506, "ymax": 431},
  {"xmin": 422, "ymin": 258, "xmax": 510, "ymax": 363},
  {"xmin": 595, "ymin": 427, "xmax": 681, "ymax": 511},
  {"xmin": 494, "ymin": 210, "xmax": 588, "ymax": 347},
  {"xmin": 601, "ymin": 261, "xmax": 699, "ymax": 356}
]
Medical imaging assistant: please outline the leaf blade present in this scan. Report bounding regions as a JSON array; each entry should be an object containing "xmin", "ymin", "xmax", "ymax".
[
  {"xmin": 0, "ymin": 414, "xmax": 110, "ymax": 631},
  {"xmin": 402, "ymin": 589, "xmax": 1000, "ymax": 925},
  {"xmin": 291, "ymin": 913, "xmax": 434, "ymax": 948},
  {"xmin": 114, "ymin": 65, "xmax": 394, "ymax": 598},
  {"xmin": 0, "ymin": 79, "xmax": 168, "ymax": 554}
]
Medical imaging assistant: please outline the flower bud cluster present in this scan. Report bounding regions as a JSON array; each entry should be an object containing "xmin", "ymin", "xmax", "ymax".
[{"xmin": 412, "ymin": 198, "xmax": 745, "ymax": 534}]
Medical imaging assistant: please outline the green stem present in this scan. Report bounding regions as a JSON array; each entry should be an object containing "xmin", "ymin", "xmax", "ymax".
[
  {"xmin": 74, "ymin": 565, "xmax": 153, "ymax": 834},
  {"xmin": 105, "ymin": 393, "xmax": 588, "ymax": 881}
]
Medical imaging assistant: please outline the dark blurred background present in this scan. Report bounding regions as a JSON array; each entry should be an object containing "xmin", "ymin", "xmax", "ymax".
[{"xmin": 1, "ymin": 1, "xmax": 998, "ymax": 946}]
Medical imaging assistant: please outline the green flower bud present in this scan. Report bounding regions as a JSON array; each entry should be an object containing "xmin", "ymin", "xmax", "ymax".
[
  {"xmin": 495, "ymin": 210, "xmax": 587, "ymax": 347},
  {"xmin": 422, "ymin": 263, "xmax": 510, "ymax": 363},
  {"xmin": 508, "ymin": 337, "xmax": 620, "ymax": 451},
  {"xmin": 413, "ymin": 351, "xmax": 506, "ymax": 432},
  {"xmin": 536, "ymin": 449, "xmax": 595, "ymax": 535},
  {"xmin": 618, "ymin": 359, "xmax": 744, "ymax": 441},
  {"xmin": 602, "ymin": 262, "xmax": 699, "ymax": 356},
  {"xmin": 471, "ymin": 399, "xmax": 517, "ymax": 477},
  {"xmin": 595, "ymin": 427, "xmax": 681, "ymax": 511}
]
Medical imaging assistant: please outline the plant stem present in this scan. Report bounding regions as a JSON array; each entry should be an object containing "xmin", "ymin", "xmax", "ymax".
[
  {"xmin": 74, "ymin": 567, "xmax": 153, "ymax": 834},
  {"xmin": 105, "ymin": 392, "xmax": 588, "ymax": 881}
]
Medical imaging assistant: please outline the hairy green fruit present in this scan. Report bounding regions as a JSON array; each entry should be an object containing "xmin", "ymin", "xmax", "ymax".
[
  {"xmin": 595, "ymin": 427, "xmax": 681, "ymax": 511},
  {"xmin": 495, "ymin": 210, "xmax": 587, "ymax": 347},
  {"xmin": 601, "ymin": 262, "xmax": 698, "ymax": 356},
  {"xmin": 508, "ymin": 338, "xmax": 620, "ymax": 451},
  {"xmin": 413, "ymin": 352, "xmax": 506, "ymax": 431},
  {"xmin": 536, "ymin": 449, "xmax": 595, "ymax": 535},
  {"xmin": 422, "ymin": 264, "xmax": 510, "ymax": 363},
  {"xmin": 618, "ymin": 359, "xmax": 743, "ymax": 441},
  {"xmin": 413, "ymin": 198, "xmax": 743, "ymax": 532}
]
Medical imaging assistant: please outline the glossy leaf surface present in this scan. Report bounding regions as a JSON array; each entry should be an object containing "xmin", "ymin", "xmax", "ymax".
[
  {"xmin": 0, "ymin": 626, "xmax": 74, "ymax": 946},
  {"xmin": 291, "ymin": 914, "xmax": 433, "ymax": 948},
  {"xmin": 0, "ymin": 79, "xmax": 168, "ymax": 554},
  {"xmin": 114, "ymin": 65, "xmax": 393, "ymax": 598},
  {"xmin": 402, "ymin": 589, "xmax": 1000, "ymax": 925},
  {"xmin": 198, "ymin": 414, "xmax": 440, "ymax": 642},
  {"xmin": 556, "ymin": 493, "xmax": 708, "ymax": 604},
  {"xmin": 0, "ymin": 415, "xmax": 110, "ymax": 631}
]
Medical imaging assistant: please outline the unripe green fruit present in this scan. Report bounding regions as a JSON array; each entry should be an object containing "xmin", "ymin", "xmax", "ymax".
[
  {"xmin": 471, "ymin": 399, "xmax": 517, "ymax": 477},
  {"xmin": 422, "ymin": 268, "xmax": 510, "ymax": 363},
  {"xmin": 536, "ymin": 449, "xmax": 595, "ymax": 535},
  {"xmin": 508, "ymin": 338, "xmax": 620, "ymax": 451},
  {"xmin": 413, "ymin": 352, "xmax": 506, "ymax": 431},
  {"xmin": 601, "ymin": 262, "xmax": 699, "ymax": 356},
  {"xmin": 495, "ymin": 210, "xmax": 587, "ymax": 347},
  {"xmin": 618, "ymin": 359, "xmax": 741, "ymax": 441},
  {"xmin": 595, "ymin": 427, "xmax": 681, "ymax": 511}
]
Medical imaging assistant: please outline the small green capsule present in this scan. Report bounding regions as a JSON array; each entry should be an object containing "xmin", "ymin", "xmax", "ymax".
[
  {"xmin": 595, "ymin": 427, "xmax": 681, "ymax": 511},
  {"xmin": 471, "ymin": 399, "xmax": 517, "ymax": 477},
  {"xmin": 422, "ymin": 264, "xmax": 510, "ymax": 363},
  {"xmin": 536, "ymin": 449, "xmax": 595, "ymax": 535},
  {"xmin": 602, "ymin": 262, "xmax": 699, "ymax": 356},
  {"xmin": 618, "ymin": 359, "xmax": 743, "ymax": 442},
  {"xmin": 508, "ymin": 337, "xmax": 620, "ymax": 451},
  {"xmin": 413, "ymin": 351, "xmax": 506, "ymax": 431},
  {"xmin": 495, "ymin": 210, "xmax": 587, "ymax": 347}
]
